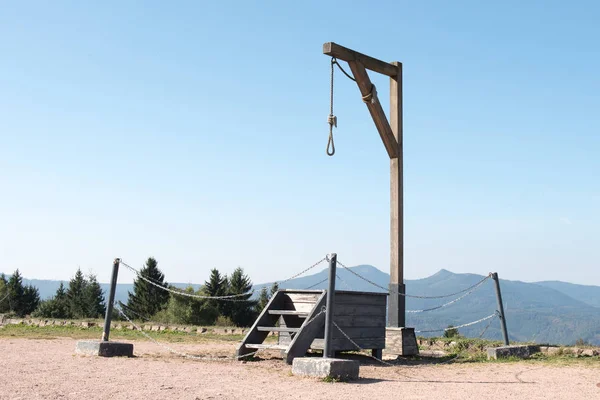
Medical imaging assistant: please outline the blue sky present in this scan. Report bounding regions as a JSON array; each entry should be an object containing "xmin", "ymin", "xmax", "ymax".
[{"xmin": 1, "ymin": 1, "xmax": 598, "ymax": 286}]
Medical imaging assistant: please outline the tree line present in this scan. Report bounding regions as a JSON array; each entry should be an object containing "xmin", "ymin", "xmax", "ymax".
[
  {"xmin": 0, "ymin": 258, "xmax": 278, "ymax": 327},
  {"xmin": 124, "ymin": 257, "xmax": 277, "ymax": 327},
  {"xmin": 0, "ymin": 269, "xmax": 105, "ymax": 319}
]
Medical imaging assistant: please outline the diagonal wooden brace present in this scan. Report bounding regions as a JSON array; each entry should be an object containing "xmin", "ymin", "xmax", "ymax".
[{"xmin": 348, "ymin": 61, "xmax": 399, "ymax": 159}]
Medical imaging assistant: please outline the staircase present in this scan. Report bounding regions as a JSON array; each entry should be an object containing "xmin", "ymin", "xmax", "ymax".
[{"xmin": 236, "ymin": 290, "xmax": 326, "ymax": 364}]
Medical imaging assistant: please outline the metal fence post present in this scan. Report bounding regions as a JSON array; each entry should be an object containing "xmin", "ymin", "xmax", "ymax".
[
  {"xmin": 102, "ymin": 258, "xmax": 120, "ymax": 342},
  {"xmin": 492, "ymin": 272, "xmax": 509, "ymax": 345},
  {"xmin": 323, "ymin": 253, "xmax": 337, "ymax": 358}
]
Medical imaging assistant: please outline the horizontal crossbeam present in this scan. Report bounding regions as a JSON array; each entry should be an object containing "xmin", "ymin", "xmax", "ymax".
[{"xmin": 323, "ymin": 42, "xmax": 399, "ymax": 77}]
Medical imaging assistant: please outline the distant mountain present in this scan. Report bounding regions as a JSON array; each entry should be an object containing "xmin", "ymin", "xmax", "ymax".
[
  {"xmin": 535, "ymin": 281, "xmax": 600, "ymax": 308},
  {"xmin": 7, "ymin": 267, "xmax": 600, "ymax": 346}
]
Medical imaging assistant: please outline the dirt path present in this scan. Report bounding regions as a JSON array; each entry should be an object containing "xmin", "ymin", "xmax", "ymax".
[{"xmin": 1, "ymin": 338, "xmax": 598, "ymax": 399}]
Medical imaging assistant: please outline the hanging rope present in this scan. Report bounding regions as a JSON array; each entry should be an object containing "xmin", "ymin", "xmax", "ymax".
[
  {"xmin": 326, "ymin": 57, "xmax": 357, "ymax": 156},
  {"xmin": 327, "ymin": 58, "xmax": 337, "ymax": 156}
]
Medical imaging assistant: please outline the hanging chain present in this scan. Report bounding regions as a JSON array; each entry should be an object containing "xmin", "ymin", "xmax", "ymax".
[{"xmin": 326, "ymin": 58, "xmax": 337, "ymax": 156}]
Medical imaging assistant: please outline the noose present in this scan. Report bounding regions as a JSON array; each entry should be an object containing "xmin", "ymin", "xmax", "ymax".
[{"xmin": 326, "ymin": 58, "xmax": 337, "ymax": 156}]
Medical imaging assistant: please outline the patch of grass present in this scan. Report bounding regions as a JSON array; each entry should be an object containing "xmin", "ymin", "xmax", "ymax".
[
  {"xmin": 322, "ymin": 376, "xmax": 347, "ymax": 383},
  {"xmin": 417, "ymin": 336, "xmax": 600, "ymax": 366},
  {"xmin": 0, "ymin": 323, "xmax": 245, "ymax": 343}
]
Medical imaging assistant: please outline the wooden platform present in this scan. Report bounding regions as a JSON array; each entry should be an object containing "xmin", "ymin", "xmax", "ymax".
[{"xmin": 236, "ymin": 289, "xmax": 387, "ymax": 364}]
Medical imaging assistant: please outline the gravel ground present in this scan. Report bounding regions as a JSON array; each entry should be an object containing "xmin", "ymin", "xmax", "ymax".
[{"xmin": 1, "ymin": 337, "xmax": 599, "ymax": 400}]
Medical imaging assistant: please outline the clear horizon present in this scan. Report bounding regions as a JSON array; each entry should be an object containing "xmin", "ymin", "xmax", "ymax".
[
  {"xmin": 1, "ymin": 1, "xmax": 598, "ymax": 287},
  {"xmin": 4, "ymin": 265, "xmax": 599, "ymax": 289}
]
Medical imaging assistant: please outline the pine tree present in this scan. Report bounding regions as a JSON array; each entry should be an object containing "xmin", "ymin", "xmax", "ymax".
[
  {"xmin": 203, "ymin": 268, "xmax": 228, "ymax": 315},
  {"xmin": 53, "ymin": 282, "xmax": 70, "ymax": 318},
  {"xmin": 269, "ymin": 282, "xmax": 279, "ymax": 297},
  {"xmin": 7, "ymin": 270, "xmax": 25, "ymax": 316},
  {"xmin": 257, "ymin": 287, "xmax": 269, "ymax": 313},
  {"xmin": 84, "ymin": 274, "xmax": 106, "ymax": 318},
  {"xmin": 0, "ymin": 273, "xmax": 8, "ymax": 313},
  {"xmin": 56, "ymin": 282, "xmax": 67, "ymax": 302},
  {"xmin": 126, "ymin": 257, "xmax": 170, "ymax": 318},
  {"xmin": 21, "ymin": 285, "xmax": 40, "ymax": 316},
  {"xmin": 225, "ymin": 267, "xmax": 257, "ymax": 327},
  {"xmin": 67, "ymin": 268, "xmax": 87, "ymax": 318}
]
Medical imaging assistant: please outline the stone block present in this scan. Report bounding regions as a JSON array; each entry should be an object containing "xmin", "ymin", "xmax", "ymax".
[
  {"xmin": 385, "ymin": 327, "xmax": 419, "ymax": 356},
  {"xmin": 75, "ymin": 340, "xmax": 134, "ymax": 357},
  {"xmin": 197, "ymin": 327, "xmax": 207, "ymax": 334},
  {"xmin": 151, "ymin": 325, "xmax": 160, "ymax": 332},
  {"xmin": 292, "ymin": 358, "xmax": 359, "ymax": 380},
  {"xmin": 487, "ymin": 345, "xmax": 541, "ymax": 360},
  {"xmin": 581, "ymin": 349, "xmax": 596, "ymax": 357}
]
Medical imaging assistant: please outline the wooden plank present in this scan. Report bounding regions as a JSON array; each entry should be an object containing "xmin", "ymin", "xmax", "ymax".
[
  {"xmin": 332, "ymin": 315, "xmax": 386, "ymax": 327},
  {"xmin": 257, "ymin": 326, "xmax": 300, "ymax": 333},
  {"xmin": 331, "ymin": 327, "xmax": 385, "ymax": 339},
  {"xmin": 335, "ymin": 290, "xmax": 388, "ymax": 297},
  {"xmin": 389, "ymin": 61, "xmax": 405, "ymax": 327},
  {"xmin": 282, "ymin": 301, "xmax": 317, "ymax": 313},
  {"xmin": 323, "ymin": 42, "xmax": 399, "ymax": 77},
  {"xmin": 280, "ymin": 289, "xmax": 323, "ymax": 294},
  {"xmin": 244, "ymin": 344, "xmax": 288, "ymax": 350},
  {"xmin": 285, "ymin": 291, "xmax": 327, "ymax": 364},
  {"xmin": 334, "ymin": 293, "xmax": 387, "ymax": 306},
  {"xmin": 268, "ymin": 310, "xmax": 309, "ymax": 317},
  {"xmin": 311, "ymin": 337, "xmax": 385, "ymax": 351},
  {"xmin": 283, "ymin": 293, "xmax": 322, "ymax": 303},
  {"xmin": 347, "ymin": 60, "xmax": 398, "ymax": 159},
  {"xmin": 333, "ymin": 304, "xmax": 387, "ymax": 317}
]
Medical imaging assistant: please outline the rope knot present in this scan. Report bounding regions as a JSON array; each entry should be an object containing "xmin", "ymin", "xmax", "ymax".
[
  {"xmin": 327, "ymin": 114, "xmax": 337, "ymax": 128},
  {"xmin": 362, "ymin": 84, "xmax": 378, "ymax": 104}
]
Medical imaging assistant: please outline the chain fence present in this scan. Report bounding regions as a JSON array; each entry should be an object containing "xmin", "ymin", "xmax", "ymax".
[
  {"xmin": 414, "ymin": 312, "xmax": 499, "ymax": 334},
  {"xmin": 120, "ymin": 256, "xmax": 328, "ymax": 303}
]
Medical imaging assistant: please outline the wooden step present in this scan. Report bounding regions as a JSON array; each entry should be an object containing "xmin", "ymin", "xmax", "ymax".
[
  {"xmin": 244, "ymin": 343, "xmax": 288, "ymax": 350},
  {"xmin": 257, "ymin": 326, "xmax": 301, "ymax": 333},
  {"xmin": 268, "ymin": 310, "xmax": 309, "ymax": 317}
]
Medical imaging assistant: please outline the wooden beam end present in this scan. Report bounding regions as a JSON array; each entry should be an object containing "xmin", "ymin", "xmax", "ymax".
[{"xmin": 323, "ymin": 42, "xmax": 334, "ymax": 55}]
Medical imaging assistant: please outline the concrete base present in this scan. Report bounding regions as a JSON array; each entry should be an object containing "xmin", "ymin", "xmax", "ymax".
[
  {"xmin": 75, "ymin": 340, "xmax": 134, "ymax": 357},
  {"xmin": 487, "ymin": 345, "xmax": 540, "ymax": 360},
  {"xmin": 292, "ymin": 358, "xmax": 359, "ymax": 381},
  {"xmin": 385, "ymin": 327, "xmax": 419, "ymax": 356}
]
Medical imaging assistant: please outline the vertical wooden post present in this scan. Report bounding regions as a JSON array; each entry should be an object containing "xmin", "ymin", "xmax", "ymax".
[{"xmin": 388, "ymin": 62, "xmax": 405, "ymax": 327}]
